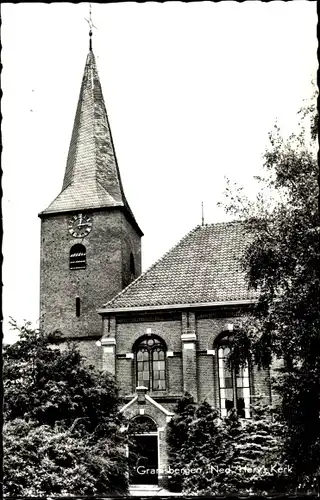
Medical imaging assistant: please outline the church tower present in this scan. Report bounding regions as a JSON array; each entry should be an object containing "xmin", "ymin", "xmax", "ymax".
[{"xmin": 39, "ymin": 39, "xmax": 143, "ymax": 354}]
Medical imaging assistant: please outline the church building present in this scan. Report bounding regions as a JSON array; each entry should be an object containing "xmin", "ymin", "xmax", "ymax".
[{"xmin": 39, "ymin": 40, "xmax": 272, "ymax": 489}]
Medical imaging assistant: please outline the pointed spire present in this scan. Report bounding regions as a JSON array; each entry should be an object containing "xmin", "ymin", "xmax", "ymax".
[
  {"xmin": 41, "ymin": 50, "xmax": 142, "ymax": 235},
  {"xmin": 89, "ymin": 29, "xmax": 92, "ymax": 51}
]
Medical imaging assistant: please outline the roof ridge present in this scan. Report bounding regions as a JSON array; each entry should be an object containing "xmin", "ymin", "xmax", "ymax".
[
  {"xmin": 102, "ymin": 224, "xmax": 202, "ymax": 307},
  {"xmin": 200, "ymin": 219, "xmax": 245, "ymax": 227}
]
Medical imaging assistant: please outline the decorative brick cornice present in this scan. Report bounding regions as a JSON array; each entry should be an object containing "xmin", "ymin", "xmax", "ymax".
[{"xmin": 98, "ymin": 299, "xmax": 257, "ymax": 315}]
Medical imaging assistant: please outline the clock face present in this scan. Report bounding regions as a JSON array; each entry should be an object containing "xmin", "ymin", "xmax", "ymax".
[{"xmin": 68, "ymin": 213, "xmax": 92, "ymax": 238}]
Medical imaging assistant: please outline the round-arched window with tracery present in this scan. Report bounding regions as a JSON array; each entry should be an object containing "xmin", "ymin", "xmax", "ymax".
[
  {"xmin": 215, "ymin": 331, "xmax": 250, "ymax": 418},
  {"xmin": 135, "ymin": 336, "xmax": 166, "ymax": 391}
]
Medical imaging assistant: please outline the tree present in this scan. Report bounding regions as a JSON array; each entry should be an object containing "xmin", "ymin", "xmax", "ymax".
[
  {"xmin": 180, "ymin": 402, "xmax": 240, "ymax": 495},
  {"xmin": 221, "ymin": 88, "xmax": 320, "ymax": 492},
  {"xmin": 166, "ymin": 393, "xmax": 197, "ymax": 491},
  {"xmin": 230, "ymin": 403, "xmax": 285, "ymax": 494},
  {"xmin": 3, "ymin": 321, "xmax": 129, "ymax": 496},
  {"xmin": 3, "ymin": 419, "xmax": 128, "ymax": 496},
  {"xmin": 167, "ymin": 399, "xmax": 284, "ymax": 495}
]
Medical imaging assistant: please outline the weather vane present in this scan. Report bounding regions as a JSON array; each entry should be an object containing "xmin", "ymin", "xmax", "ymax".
[{"xmin": 85, "ymin": 3, "xmax": 97, "ymax": 51}]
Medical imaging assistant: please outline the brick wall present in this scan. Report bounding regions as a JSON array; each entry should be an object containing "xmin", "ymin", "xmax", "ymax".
[
  {"xmin": 197, "ymin": 354, "xmax": 215, "ymax": 406},
  {"xmin": 116, "ymin": 318, "xmax": 181, "ymax": 353},
  {"xmin": 110, "ymin": 307, "xmax": 272, "ymax": 412},
  {"xmin": 59, "ymin": 338, "xmax": 103, "ymax": 370},
  {"xmin": 39, "ymin": 208, "xmax": 141, "ymax": 341},
  {"xmin": 115, "ymin": 318, "xmax": 183, "ymax": 399},
  {"xmin": 111, "ymin": 306, "xmax": 274, "ymax": 488},
  {"xmin": 120, "ymin": 213, "xmax": 142, "ymax": 289}
]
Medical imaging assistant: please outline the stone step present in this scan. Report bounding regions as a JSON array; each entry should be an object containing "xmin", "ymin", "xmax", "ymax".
[
  {"xmin": 130, "ymin": 484, "xmax": 160, "ymax": 489},
  {"xmin": 129, "ymin": 485, "xmax": 181, "ymax": 496}
]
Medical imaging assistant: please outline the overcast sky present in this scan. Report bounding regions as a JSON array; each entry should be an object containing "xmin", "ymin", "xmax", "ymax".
[{"xmin": 2, "ymin": 2, "xmax": 317, "ymax": 342}]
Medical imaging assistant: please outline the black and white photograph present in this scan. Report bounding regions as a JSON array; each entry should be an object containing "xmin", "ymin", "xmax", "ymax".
[{"xmin": 2, "ymin": 2, "xmax": 318, "ymax": 497}]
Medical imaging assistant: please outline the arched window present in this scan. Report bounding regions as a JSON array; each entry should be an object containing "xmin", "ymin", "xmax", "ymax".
[
  {"xmin": 215, "ymin": 332, "xmax": 250, "ymax": 418},
  {"xmin": 130, "ymin": 252, "xmax": 135, "ymax": 276},
  {"xmin": 135, "ymin": 336, "xmax": 166, "ymax": 391},
  {"xmin": 69, "ymin": 244, "xmax": 86, "ymax": 270}
]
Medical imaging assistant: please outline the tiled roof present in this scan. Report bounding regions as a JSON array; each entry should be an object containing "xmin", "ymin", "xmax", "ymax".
[
  {"xmin": 102, "ymin": 222, "xmax": 258, "ymax": 310},
  {"xmin": 40, "ymin": 51, "xmax": 142, "ymax": 234}
]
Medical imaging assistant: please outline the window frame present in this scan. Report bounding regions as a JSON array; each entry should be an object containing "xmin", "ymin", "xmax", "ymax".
[
  {"xmin": 215, "ymin": 332, "xmax": 251, "ymax": 418},
  {"xmin": 134, "ymin": 336, "xmax": 167, "ymax": 392}
]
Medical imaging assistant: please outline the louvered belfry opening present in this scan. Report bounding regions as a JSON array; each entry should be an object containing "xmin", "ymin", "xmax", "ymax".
[{"xmin": 70, "ymin": 244, "xmax": 86, "ymax": 270}]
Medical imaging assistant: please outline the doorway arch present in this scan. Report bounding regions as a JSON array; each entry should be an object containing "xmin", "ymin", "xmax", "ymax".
[{"xmin": 128, "ymin": 415, "xmax": 159, "ymax": 485}]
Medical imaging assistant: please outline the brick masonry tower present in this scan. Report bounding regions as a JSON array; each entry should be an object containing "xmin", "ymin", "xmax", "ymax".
[{"xmin": 39, "ymin": 41, "xmax": 143, "ymax": 363}]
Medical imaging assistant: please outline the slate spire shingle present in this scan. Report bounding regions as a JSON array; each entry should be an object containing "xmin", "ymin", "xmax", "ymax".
[{"xmin": 40, "ymin": 50, "xmax": 142, "ymax": 234}]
